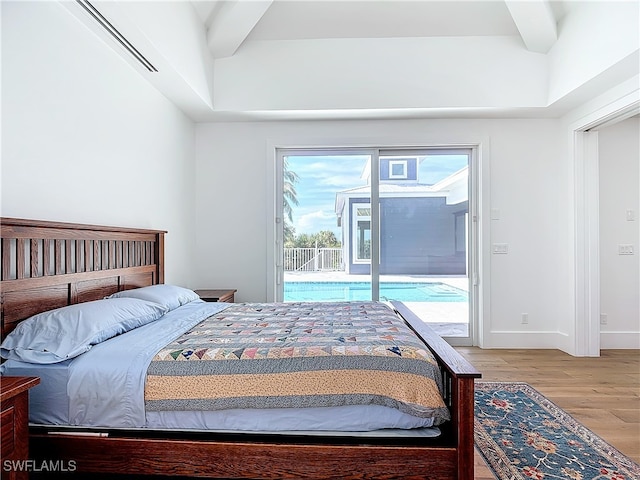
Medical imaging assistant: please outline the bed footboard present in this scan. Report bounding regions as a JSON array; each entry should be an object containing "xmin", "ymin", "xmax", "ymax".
[{"xmin": 391, "ymin": 301, "xmax": 481, "ymax": 479}]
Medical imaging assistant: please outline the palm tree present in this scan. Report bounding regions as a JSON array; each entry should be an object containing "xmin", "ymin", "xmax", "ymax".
[{"xmin": 283, "ymin": 158, "xmax": 299, "ymax": 244}]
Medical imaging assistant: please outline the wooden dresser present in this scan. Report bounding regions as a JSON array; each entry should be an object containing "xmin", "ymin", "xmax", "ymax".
[{"xmin": 1, "ymin": 376, "xmax": 40, "ymax": 480}]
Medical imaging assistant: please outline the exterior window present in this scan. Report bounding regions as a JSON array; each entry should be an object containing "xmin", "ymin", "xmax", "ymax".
[
  {"xmin": 388, "ymin": 160, "xmax": 407, "ymax": 179},
  {"xmin": 353, "ymin": 204, "xmax": 371, "ymax": 263}
]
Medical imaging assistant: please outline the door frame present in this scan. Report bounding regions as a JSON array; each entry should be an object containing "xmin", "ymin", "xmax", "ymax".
[
  {"xmin": 268, "ymin": 143, "xmax": 485, "ymax": 347},
  {"xmin": 569, "ymin": 94, "xmax": 639, "ymax": 356}
]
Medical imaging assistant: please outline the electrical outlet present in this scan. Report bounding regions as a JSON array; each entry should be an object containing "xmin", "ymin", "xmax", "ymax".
[
  {"xmin": 600, "ymin": 313, "xmax": 608, "ymax": 325},
  {"xmin": 521, "ymin": 313, "xmax": 529, "ymax": 324}
]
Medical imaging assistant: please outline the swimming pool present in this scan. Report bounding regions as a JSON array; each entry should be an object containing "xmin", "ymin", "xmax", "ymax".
[{"xmin": 284, "ymin": 282, "xmax": 468, "ymax": 302}]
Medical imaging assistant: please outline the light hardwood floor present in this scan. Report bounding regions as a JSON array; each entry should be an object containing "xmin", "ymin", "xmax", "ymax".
[{"xmin": 454, "ymin": 348, "xmax": 640, "ymax": 479}]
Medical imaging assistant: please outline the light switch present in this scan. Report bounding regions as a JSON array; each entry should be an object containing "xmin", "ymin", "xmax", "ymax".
[
  {"xmin": 492, "ymin": 243, "xmax": 508, "ymax": 254},
  {"xmin": 627, "ymin": 210, "xmax": 636, "ymax": 221},
  {"xmin": 618, "ymin": 244, "xmax": 634, "ymax": 255}
]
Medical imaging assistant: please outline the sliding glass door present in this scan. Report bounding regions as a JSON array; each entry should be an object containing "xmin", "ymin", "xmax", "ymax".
[
  {"xmin": 377, "ymin": 150, "xmax": 471, "ymax": 338},
  {"xmin": 276, "ymin": 147, "xmax": 474, "ymax": 341},
  {"xmin": 280, "ymin": 151, "xmax": 372, "ymax": 301}
]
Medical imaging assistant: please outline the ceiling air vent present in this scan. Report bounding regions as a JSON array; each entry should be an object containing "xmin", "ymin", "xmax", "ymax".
[{"xmin": 76, "ymin": 0, "xmax": 158, "ymax": 73}]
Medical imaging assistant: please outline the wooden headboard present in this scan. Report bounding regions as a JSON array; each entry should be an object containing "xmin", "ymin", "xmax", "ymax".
[{"xmin": 0, "ymin": 218, "xmax": 166, "ymax": 339}]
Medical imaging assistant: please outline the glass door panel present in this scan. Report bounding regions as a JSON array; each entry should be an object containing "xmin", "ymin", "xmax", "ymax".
[
  {"xmin": 281, "ymin": 152, "xmax": 372, "ymax": 302},
  {"xmin": 378, "ymin": 150, "xmax": 471, "ymax": 338}
]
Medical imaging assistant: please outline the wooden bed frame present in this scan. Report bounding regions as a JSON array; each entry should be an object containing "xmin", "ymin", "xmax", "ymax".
[{"xmin": 1, "ymin": 217, "xmax": 481, "ymax": 479}]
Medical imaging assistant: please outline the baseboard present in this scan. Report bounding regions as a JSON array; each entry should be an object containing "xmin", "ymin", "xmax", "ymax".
[
  {"xmin": 479, "ymin": 330, "xmax": 640, "ymax": 353},
  {"xmin": 600, "ymin": 331, "xmax": 640, "ymax": 349},
  {"xmin": 481, "ymin": 330, "xmax": 565, "ymax": 349}
]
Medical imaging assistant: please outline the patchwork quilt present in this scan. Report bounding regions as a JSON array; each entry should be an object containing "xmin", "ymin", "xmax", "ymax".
[{"xmin": 145, "ymin": 301, "xmax": 451, "ymax": 425}]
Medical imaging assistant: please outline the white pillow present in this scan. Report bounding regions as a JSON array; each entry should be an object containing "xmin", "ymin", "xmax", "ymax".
[
  {"xmin": 0, "ymin": 298, "xmax": 167, "ymax": 364},
  {"xmin": 107, "ymin": 284, "xmax": 200, "ymax": 312}
]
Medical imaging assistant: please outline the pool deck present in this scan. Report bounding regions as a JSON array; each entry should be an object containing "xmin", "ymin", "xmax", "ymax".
[{"xmin": 284, "ymin": 272, "xmax": 469, "ymax": 337}]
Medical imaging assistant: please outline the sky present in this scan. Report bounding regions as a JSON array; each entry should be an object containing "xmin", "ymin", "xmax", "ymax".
[{"xmin": 286, "ymin": 154, "xmax": 468, "ymax": 238}]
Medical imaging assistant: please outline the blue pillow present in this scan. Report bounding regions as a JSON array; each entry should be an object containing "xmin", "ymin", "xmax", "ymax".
[
  {"xmin": 107, "ymin": 284, "xmax": 200, "ymax": 312},
  {"xmin": 0, "ymin": 298, "xmax": 167, "ymax": 364}
]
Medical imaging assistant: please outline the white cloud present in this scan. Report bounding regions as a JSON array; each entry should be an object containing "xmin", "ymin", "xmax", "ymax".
[
  {"xmin": 319, "ymin": 174, "xmax": 364, "ymax": 187},
  {"xmin": 295, "ymin": 210, "xmax": 338, "ymax": 235}
]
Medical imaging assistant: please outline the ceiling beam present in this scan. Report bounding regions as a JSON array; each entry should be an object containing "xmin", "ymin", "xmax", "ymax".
[
  {"xmin": 505, "ymin": 0, "xmax": 557, "ymax": 54},
  {"xmin": 191, "ymin": 0, "xmax": 222, "ymax": 26},
  {"xmin": 206, "ymin": 0, "xmax": 273, "ymax": 58}
]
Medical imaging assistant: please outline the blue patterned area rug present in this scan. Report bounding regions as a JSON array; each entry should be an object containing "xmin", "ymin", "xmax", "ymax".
[{"xmin": 474, "ymin": 382, "xmax": 640, "ymax": 480}]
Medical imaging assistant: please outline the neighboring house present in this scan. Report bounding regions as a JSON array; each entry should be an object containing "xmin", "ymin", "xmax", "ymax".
[{"xmin": 335, "ymin": 157, "xmax": 468, "ymax": 275}]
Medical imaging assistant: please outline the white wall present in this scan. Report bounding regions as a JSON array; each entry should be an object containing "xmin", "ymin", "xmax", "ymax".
[
  {"xmin": 194, "ymin": 118, "xmax": 570, "ymax": 349},
  {"xmin": 1, "ymin": 1, "xmax": 196, "ymax": 285},
  {"xmin": 599, "ymin": 116, "xmax": 640, "ymax": 348}
]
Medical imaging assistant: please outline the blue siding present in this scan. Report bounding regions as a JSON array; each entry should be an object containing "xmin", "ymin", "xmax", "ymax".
[{"xmin": 347, "ymin": 197, "xmax": 467, "ymax": 275}]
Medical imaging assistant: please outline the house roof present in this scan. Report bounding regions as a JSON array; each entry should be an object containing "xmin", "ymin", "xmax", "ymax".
[{"xmin": 335, "ymin": 167, "xmax": 469, "ymax": 215}]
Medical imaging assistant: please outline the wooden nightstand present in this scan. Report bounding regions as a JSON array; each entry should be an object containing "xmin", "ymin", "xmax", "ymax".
[
  {"xmin": 1, "ymin": 376, "xmax": 40, "ymax": 480},
  {"xmin": 195, "ymin": 289, "xmax": 237, "ymax": 303}
]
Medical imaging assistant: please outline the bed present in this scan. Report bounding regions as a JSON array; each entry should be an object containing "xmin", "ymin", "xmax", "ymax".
[{"xmin": 0, "ymin": 217, "xmax": 481, "ymax": 479}]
